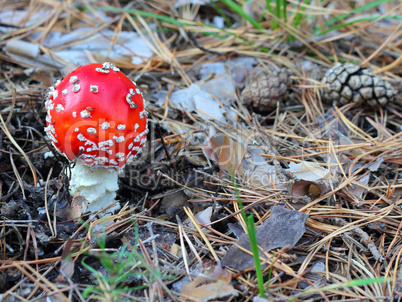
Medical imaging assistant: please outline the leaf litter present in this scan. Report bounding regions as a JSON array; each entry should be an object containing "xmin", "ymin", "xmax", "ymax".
[{"xmin": 0, "ymin": 0, "xmax": 401, "ymax": 301}]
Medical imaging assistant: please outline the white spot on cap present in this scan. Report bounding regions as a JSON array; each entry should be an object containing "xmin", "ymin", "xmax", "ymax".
[
  {"xmin": 139, "ymin": 109, "xmax": 148, "ymax": 119},
  {"xmin": 101, "ymin": 122, "xmax": 110, "ymax": 130},
  {"xmin": 54, "ymin": 79, "xmax": 61, "ymax": 87},
  {"xmin": 135, "ymin": 88, "xmax": 141, "ymax": 94},
  {"xmin": 134, "ymin": 123, "xmax": 139, "ymax": 131},
  {"xmin": 109, "ymin": 159, "xmax": 118, "ymax": 165},
  {"xmin": 90, "ymin": 85, "xmax": 98, "ymax": 93},
  {"xmin": 77, "ymin": 133, "xmax": 86, "ymax": 141},
  {"xmin": 134, "ymin": 136, "xmax": 140, "ymax": 143},
  {"xmin": 87, "ymin": 127, "xmax": 97, "ymax": 134},
  {"xmin": 80, "ymin": 109, "xmax": 91, "ymax": 118},
  {"xmin": 70, "ymin": 76, "xmax": 78, "ymax": 83},
  {"xmin": 75, "ymin": 128, "xmax": 79, "ymax": 132},
  {"xmin": 72, "ymin": 84, "xmax": 80, "ymax": 93},
  {"xmin": 126, "ymin": 89, "xmax": 138, "ymax": 109},
  {"xmin": 99, "ymin": 140, "xmax": 113, "ymax": 148},
  {"xmin": 45, "ymin": 100, "xmax": 54, "ymax": 110},
  {"xmin": 55, "ymin": 104, "xmax": 64, "ymax": 112},
  {"xmin": 113, "ymin": 136, "xmax": 125, "ymax": 143},
  {"xmin": 72, "ymin": 112, "xmax": 77, "ymax": 118},
  {"xmin": 95, "ymin": 157, "xmax": 109, "ymax": 164},
  {"xmin": 96, "ymin": 62, "xmax": 120, "ymax": 73},
  {"xmin": 62, "ymin": 89, "xmax": 68, "ymax": 95},
  {"xmin": 115, "ymin": 152, "xmax": 125, "ymax": 158},
  {"xmin": 117, "ymin": 124, "xmax": 126, "ymax": 130},
  {"xmin": 128, "ymin": 142, "xmax": 133, "ymax": 149}
]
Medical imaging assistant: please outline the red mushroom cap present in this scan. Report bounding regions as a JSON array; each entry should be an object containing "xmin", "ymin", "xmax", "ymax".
[{"xmin": 45, "ymin": 62, "xmax": 148, "ymax": 169}]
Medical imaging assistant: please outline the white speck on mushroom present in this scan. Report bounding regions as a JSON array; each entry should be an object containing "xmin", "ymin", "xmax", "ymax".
[
  {"xmin": 96, "ymin": 62, "xmax": 120, "ymax": 74},
  {"xmin": 99, "ymin": 140, "xmax": 113, "ymax": 148},
  {"xmin": 126, "ymin": 89, "xmax": 138, "ymax": 109},
  {"xmin": 72, "ymin": 112, "xmax": 77, "ymax": 118},
  {"xmin": 134, "ymin": 123, "xmax": 139, "ymax": 131},
  {"xmin": 135, "ymin": 88, "xmax": 141, "ymax": 94},
  {"xmin": 75, "ymin": 128, "xmax": 79, "ymax": 132},
  {"xmin": 90, "ymin": 85, "xmax": 98, "ymax": 93},
  {"xmin": 96, "ymin": 67, "xmax": 109, "ymax": 73},
  {"xmin": 52, "ymin": 89, "xmax": 58, "ymax": 99},
  {"xmin": 132, "ymin": 81, "xmax": 137, "ymax": 86},
  {"xmin": 95, "ymin": 157, "xmax": 109, "ymax": 164},
  {"xmin": 70, "ymin": 76, "xmax": 78, "ymax": 83},
  {"xmin": 132, "ymin": 146, "xmax": 140, "ymax": 151},
  {"xmin": 117, "ymin": 124, "xmax": 126, "ymax": 130},
  {"xmin": 134, "ymin": 136, "xmax": 140, "ymax": 143},
  {"xmin": 80, "ymin": 109, "xmax": 91, "ymax": 118},
  {"xmin": 101, "ymin": 122, "xmax": 110, "ymax": 130},
  {"xmin": 45, "ymin": 100, "xmax": 54, "ymax": 110},
  {"xmin": 139, "ymin": 109, "xmax": 148, "ymax": 119},
  {"xmin": 47, "ymin": 86, "xmax": 56, "ymax": 100},
  {"xmin": 54, "ymin": 79, "xmax": 61, "ymax": 87},
  {"xmin": 56, "ymin": 104, "xmax": 64, "ymax": 112},
  {"xmin": 44, "ymin": 125, "xmax": 55, "ymax": 135},
  {"xmin": 62, "ymin": 89, "xmax": 68, "ymax": 95},
  {"xmin": 115, "ymin": 152, "xmax": 125, "ymax": 158},
  {"xmin": 113, "ymin": 136, "xmax": 125, "ymax": 143},
  {"xmin": 72, "ymin": 84, "xmax": 80, "ymax": 93},
  {"xmin": 77, "ymin": 133, "xmax": 86, "ymax": 141},
  {"xmin": 109, "ymin": 159, "xmax": 118, "ymax": 165},
  {"xmin": 128, "ymin": 142, "xmax": 133, "ymax": 149},
  {"xmin": 79, "ymin": 146, "xmax": 85, "ymax": 151},
  {"xmin": 87, "ymin": 128, "xmax": 97, "ymax": 134},
  {"xmin": 140, "ymin": 138, "xmax": 146, "ymax": 145},
  {"xmin": 46, "ymin": 115, "xmax": 52, "ymax": 123}
]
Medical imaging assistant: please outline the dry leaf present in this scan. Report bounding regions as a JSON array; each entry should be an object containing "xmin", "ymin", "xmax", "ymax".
[
  {"xmin": 286, "ymin": 162, "xmax": 335, "ymax": 198},
  {"xmin": 181, "ymin": 265, "xmax": 238, "ymax": 301},
  {"xmin": 221, "ymin": 205, "xmax": 308, "ymax": 271},
  {"xmin": 209, "ymin": 134, "xmax": 244, "ymax": 174},
  {"xmin": 56, "ymin": 239, "xmax": 74, "ymax": 282}
]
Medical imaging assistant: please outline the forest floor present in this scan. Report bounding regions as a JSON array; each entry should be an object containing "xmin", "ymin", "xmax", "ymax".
[{"xmin": 0, "ymin": 0, "xmax": 401, "ymax": 301}]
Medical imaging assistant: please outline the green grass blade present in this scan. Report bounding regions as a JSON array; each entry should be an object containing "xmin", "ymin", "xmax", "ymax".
[
  {"xmin": 228, "ymin": 165, "xmax": 247, "ymax": 222},
  {"xmin": 266, "ymin": 0, "xmax": 277, "ymax": 29},
  {"xmin": 292, "ymin": 0, "xmax": 310, "ymax": 27},
  {"xmin": 266, "ymin": 258, "xmax": 274, "ymax": 293},
  {"xmin": 218, "ymin": 0, "xmax": 264, "ymax": 29},
  {"xmin": 282, "ymin": 0, "xmax": 287, "ymax": 23},
  {"xmin": 325, "ymin": 0, "xmax": 396, "ymax": 26},
  {"xmin": 317, "ymin": 15, "xmax": 402, "ymax": 36},
  {"xmin": 276, "ymin": 0, "xmax": 282, "ymax": 20},
  {"xmin": 247, "ymin": 215, "xmax": 265, "ymax": 297}
]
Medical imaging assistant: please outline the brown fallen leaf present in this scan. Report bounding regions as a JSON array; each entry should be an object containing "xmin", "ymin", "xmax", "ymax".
[
  {"xmin": 286, "ymin": 162, "xmax": 335, "ymax": 199},
  {"xmin": 56, "ymin": 238, "xmax": 74, "ymax": 283},
  {"xmin": 181, "ymin": 265, "xmax": 238, "ymax": 301},
  {"xmin": 221, "ymin": 205, "xmax": 308, "ymax": 271}
]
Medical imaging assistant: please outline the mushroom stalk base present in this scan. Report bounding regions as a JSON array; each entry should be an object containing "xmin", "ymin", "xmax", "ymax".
[{"xmin": 69, "ymin": 163, "xmax": 121, "ymax": 213}]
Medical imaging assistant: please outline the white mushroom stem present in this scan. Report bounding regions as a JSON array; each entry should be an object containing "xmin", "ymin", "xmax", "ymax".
[{"xmin": 68, "ymin": 163, "xmax": 121, "ymax": 213}]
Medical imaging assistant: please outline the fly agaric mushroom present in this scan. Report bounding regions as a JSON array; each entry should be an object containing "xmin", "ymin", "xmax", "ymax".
[{"xmin": 45, "ymin": 62, "xmax": 148, "ymax": 213}]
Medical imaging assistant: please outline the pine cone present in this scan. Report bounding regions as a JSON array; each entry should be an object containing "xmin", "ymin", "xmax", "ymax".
[
  {"xmin": 242, "ymin": 69, "xmax": 292, "ymax": 112},
  {"xmin": 321, "ymin": 63, "xmax": 396, "ymax": 107}
]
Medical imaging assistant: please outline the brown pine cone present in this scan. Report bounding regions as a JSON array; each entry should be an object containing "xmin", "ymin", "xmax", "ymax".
[
  {"xmin": 321, "ymin": 63, "xmax": 397, "ymax": 107},
  {"xmin": 242, "ymin": 69, "xmax": 292, "ymax": 113}
]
